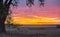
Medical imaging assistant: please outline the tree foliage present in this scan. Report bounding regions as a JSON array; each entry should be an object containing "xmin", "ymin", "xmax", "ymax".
[
  {"xmin": 39, "ymin": 0, "xmax": 45, "ymax": 7},
  {"xmin": 0, "ymin": 0, "xmax": 45, "ymax": 33},
  {"xmin": 26, "ymin": 0, "xmax": 45, "ymax": 7},
  {"xmin": 0, "ymin": 0, "xmax": 18, "ymax": 33},
  {"xmin": 26, "ymin": 0, "xmax": 34, "ymax": 7}
]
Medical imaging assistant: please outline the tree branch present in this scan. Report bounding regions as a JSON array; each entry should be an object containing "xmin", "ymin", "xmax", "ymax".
[
  {"xmin": 7, "ymin": 0, "xmax": 13, "ymax": 6},
  {"xmin": 4, "ymin": 0, "xmax": 8, "ymax": 4}
]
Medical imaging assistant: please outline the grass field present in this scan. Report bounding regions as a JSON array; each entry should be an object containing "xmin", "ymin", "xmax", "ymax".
[{"xmin": 0, "ymin": 24, "xmax": 60, "ymax": 37}]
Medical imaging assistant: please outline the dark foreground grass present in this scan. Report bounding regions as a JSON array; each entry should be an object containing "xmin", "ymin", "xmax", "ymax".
[
  {"xmin": 0, "ymin": 31, "xmax": 60, "ymax": 37},
  {"xmin": 0, "ymin": 32, "xmax": 47, "ymax": 37},
  {"xmin": 1, "ymin": 25, "xmax": 60, "ymax": 37}
]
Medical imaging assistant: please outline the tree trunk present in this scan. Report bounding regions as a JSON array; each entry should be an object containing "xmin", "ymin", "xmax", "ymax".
[
  {"xmin": 0, "ymin": 0, "xmax": 13, "ymax": 33},
  {"xmin": 0, "ymin": 15, "xmax": 7, "ymax": 33},
  {"xmin": 0, "ymin": 0, "xmax": 8, "ymax": 33},
  {"xmin": 0, "ymin": 6, "xmax": 9, "ymax": 33}
]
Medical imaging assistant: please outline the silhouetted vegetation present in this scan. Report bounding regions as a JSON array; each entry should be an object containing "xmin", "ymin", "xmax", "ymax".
[
  {"xmin": 0, "ymin": 0, "xmax": 18, "ymax": 33},
  {"xmin": 0, "ymin": 0, "xmax": 46, "ymax": 33},
  {"xmin": 56, "ymin": 25, "xmax": 60, "ymax": 28},
  {"xmin": 39, "ymin": 0, "xmax": 45, "ymax": 7}
]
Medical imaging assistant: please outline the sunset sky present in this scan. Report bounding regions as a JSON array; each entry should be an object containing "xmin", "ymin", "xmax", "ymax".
[{"xmin": 6, "ymin": 0, "xmax": 60, "ymax": 25}]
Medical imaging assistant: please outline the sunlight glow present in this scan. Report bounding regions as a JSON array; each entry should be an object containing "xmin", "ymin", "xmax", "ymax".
[{"xmin": 10, "ymin": 16, "xmax": 60, "ymax": 25}]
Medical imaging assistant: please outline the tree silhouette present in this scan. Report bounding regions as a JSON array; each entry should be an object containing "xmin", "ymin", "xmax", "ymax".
[
  {"xmin": 26, "ymin": 0, "xmax": 45, "ymax": 7},
  {"xmin": 0, "ymin": 0, "xmax": 45, "ymax": 33},
  {"xmin": 26, "ymin": 0, "xmax": 34, "ymax": 7},
  {"xmin": 6, "ymin": 10, "xmax": 13, "ymax": 24},
  {"xmin": 0, "ymin": 0, "xmax": 18, "ymax": 33},
  {"xmin": 39, "ymin": 0, "xmax": 45, "ymax": 7}
]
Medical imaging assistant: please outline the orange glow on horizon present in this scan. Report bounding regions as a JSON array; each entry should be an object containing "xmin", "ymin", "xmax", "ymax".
[
  {"xmin": 7, "ymin": 16, "xmax": 60, "ymax": 25},
  {"xmin": 8, "ymin": 1, "xmax": 60, "ymax": 25}
]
